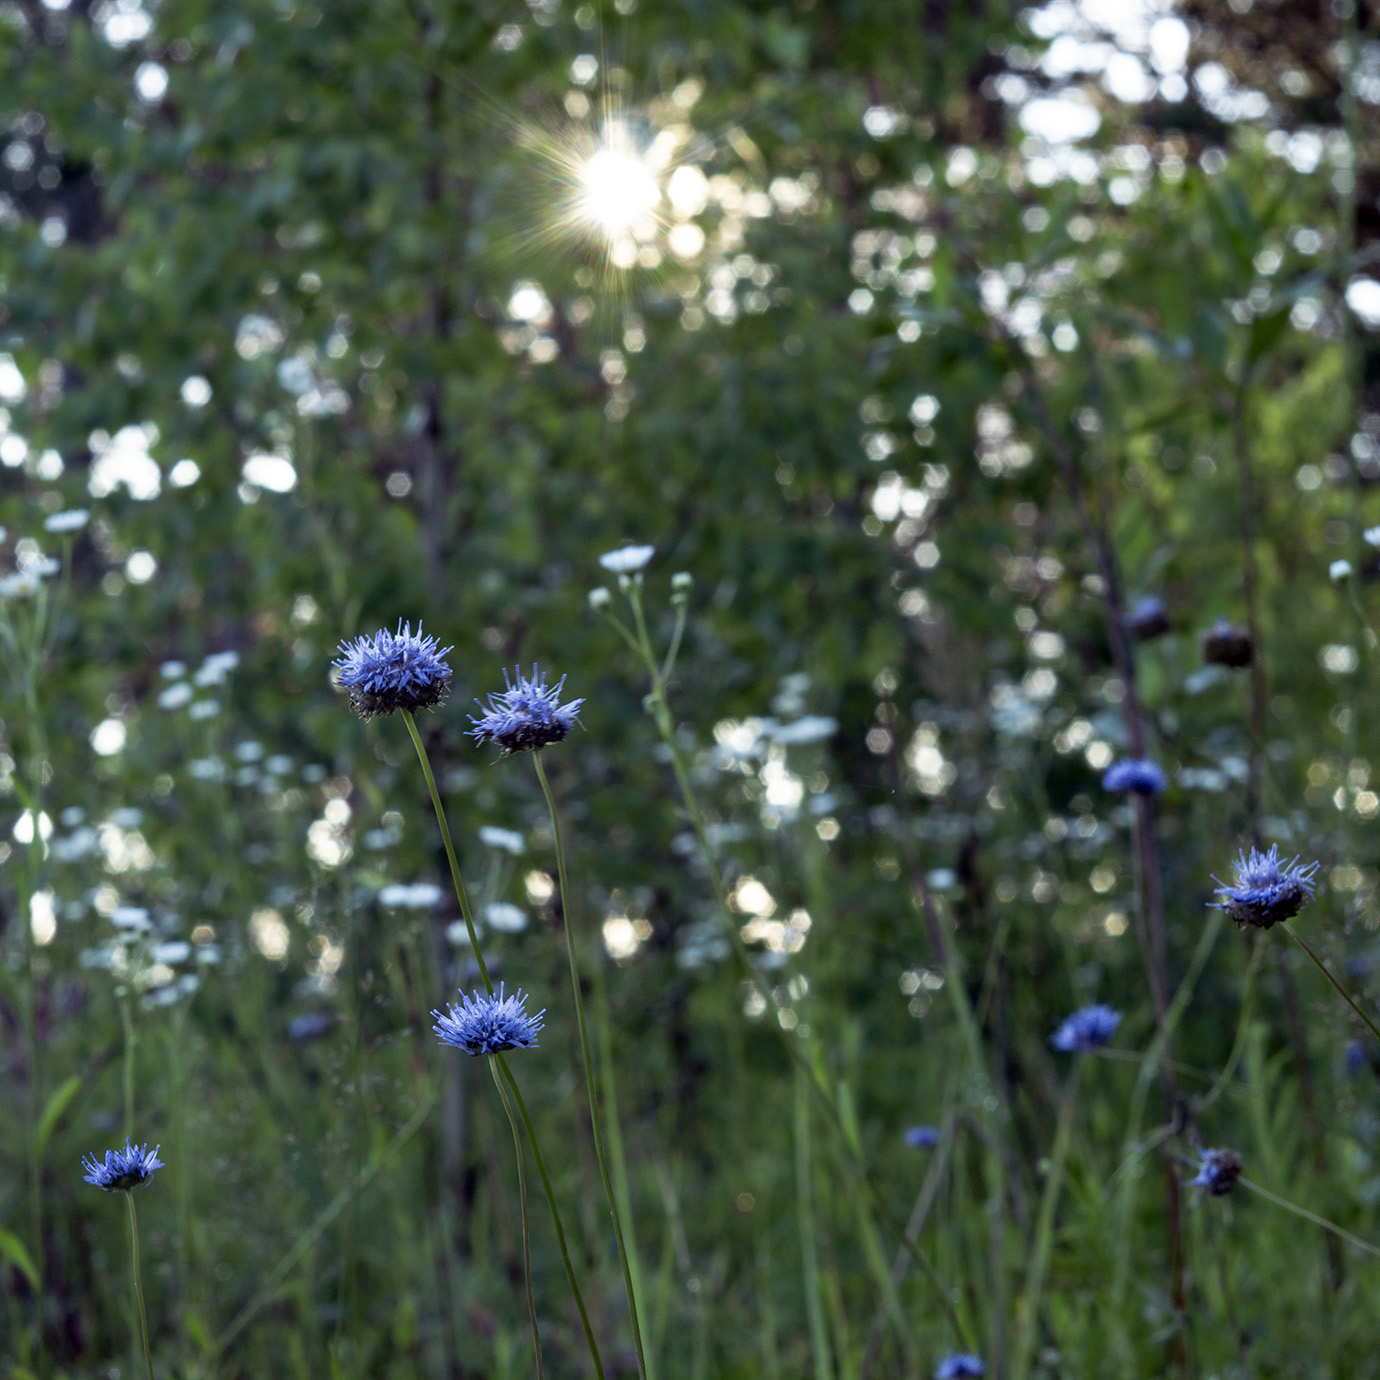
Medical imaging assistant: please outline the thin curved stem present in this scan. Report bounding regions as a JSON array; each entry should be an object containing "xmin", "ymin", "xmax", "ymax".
[
  {"xmin": 491, "ymin": 1061, "xmax": 544, "ymax": 1380},
  {"xmin": 1282, "ymin": 922, "xmax": 1380, "ymax": 1045},
  {"xmin": 532, "ymin": 750, "xmax": 649, "ymax": 1380},
  {"xmin": 125, "ymin": 1191, "xmax": 155, "ymax": 1380},
  {"xmin": 496, "ymin": 1056, "xmax": 607, "ymax": 1380},
  {"xmin": 1012, "ymin": 1065, "xmax": 1080, "ymax": 1380},
  {"xmin": 402, "ymin": 710, "xmax": 492, "ymax": 995},
  {"xmin": 401, "ymin": 715, "xmax": 605, "ymax": 1378},
  {"xmin": 611, "ymin": 590, "xmax": 970, "ymax": 1348}
]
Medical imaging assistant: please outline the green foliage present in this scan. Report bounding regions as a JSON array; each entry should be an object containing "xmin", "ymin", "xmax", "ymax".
[{"xmin": 3, "ymin": 1, "xmax": 1380, "ymax": 1377}]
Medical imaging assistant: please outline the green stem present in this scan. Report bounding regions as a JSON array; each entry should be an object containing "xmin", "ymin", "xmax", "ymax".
[
  {"xmin": 615, "ymin": 592, "xmax": 968, "ymax": 1345},
  {"xmin": 591, "ymin": 943, "xmax": 657, "ymax": 1380},
  {"xmin": 1012, "ymin": 1064, "xmax": 1080, "ymax": 1380},
  {"xmin": 794, "ymin": 1063, "xmax": 835, "ymax": 1380},
  {"xmin": 119, "ymin": 994, "xmax": 137, "ymax": 1140},
  {"xmin": 1282, "ymin": 922, "xmax": 1380, "ymax": 1045},
  {"xmin": 400, "ymin": 711, "xmax": 605, "ymax": 1380},
  {"xmin": 532, "ymin": 750, "xmax": 649, "ymax": 1380},
  {"xmin": 126, "ymin": 1191, "xmax": 156, "ymax": 1380},
  {"xmin": 491, "ymin": 1061, "xmax": 544, "ymax": 1380},
  {"xmin": 496, "ymin": 1056, "xmax": 608, "ymax": 1380},
  {"xmin": 1238, "ymin": 1174, "xmax": 1380, "ymax": 1259},
  {"xmin": 402, "ymin": 709, "xmax": 492, "ymax": 994}
]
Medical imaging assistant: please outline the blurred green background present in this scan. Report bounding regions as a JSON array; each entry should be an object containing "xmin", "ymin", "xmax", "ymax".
[{"xmin": 5, "ymin": 0, "xmax": 1380, "ymax": 1375}]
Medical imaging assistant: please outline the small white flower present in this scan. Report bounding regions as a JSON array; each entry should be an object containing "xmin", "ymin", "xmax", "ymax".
[
  {"xmin": 588, "ymin": 586, "xmax": 613, "ymax": 609},
  {"xmin": 1331, "ymin": 559, "xmax": 1353, "ymax": 581},
  {"xmin": 110, "ymin": 906, "xmax": 151, "ymax": 932},
  {"xmin": 598, "ymin": 544, "xmax": 655, "ymax": 574},
  {"xmin": 1366, "ymin": 525, "xmax": 1380, "ymax": 549},
  {"xmin": 0, "ymin": 571, "xmax": 41, "ymax": 599},
  {"xmin": 479, "ymin": 825, "xmax": 525, "ymax": 855},
  {"xmin": 158, "ymin": 682, "xmax": 193, "ymax": 710},
  {"xmin": 44, "ymin": 509, "xmax": 90, "ymax": 533},
  {"xmin": 378, "ymin": 882, "xmax": 443, "ymax": 909},
  {"xmin": 485, "ymin": 901, "xmax": 529, "ymax": 933},
  {"xmin": 151, "ymin": 941, "xmax": 191, "ymax": 964},
  {"xmin": 769, "ymin": 715, "xmax": 838, "ymax": 746}
]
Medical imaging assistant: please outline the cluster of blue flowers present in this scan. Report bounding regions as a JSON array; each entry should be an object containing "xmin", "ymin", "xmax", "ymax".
[
  {"xmin": 934, "ymin": 1353, "xmax": 985, "ymax": 1378},
  {"xmin": 1102, "ymin": 757, "xmax": 1167, "ymax": 796},
  {"xmin": 469, "ymin": 664, "xmax": 585, "ymax": 755},
  {"xmin": 433, "ymin": 984, "xmax": 546, "ymax": 1057},
  {"xmin": 82, "ymin": 1140, "xmax": 164, "ymax": 1192},
  {"xmin": 333, "ymin": 621, "xmax": 454, "ymax": 720},
  {"xmin": 1190, "ymin": 1146, "xmax": 1243, "ymax": 1197},
  {"xmin": 1213, "ymin": 845, "xmax": 1319, "ymax": 931},
  {"xmin": 1050, "ymin": 1004, "xmax": 1121, "ymax": 1054}
]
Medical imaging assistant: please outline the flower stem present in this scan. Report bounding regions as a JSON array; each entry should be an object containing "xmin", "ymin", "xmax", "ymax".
[
  {"xmin": 612, "ymin": 586, "xmax": 969, "ymax": 1348},
  {"xmin": 1012, "ymin": 1064, "xmax": 1081, "ymax": 1380},
  {"xmin": 400, "ymin": 713, "xmax": 604, "ymax": 1380},
  {"xmin": 402, "ymin": 709, "xmax": 492, "ymax": 994},
  {"xmin": 490, "ymin": 1060, "xmax": 544, "ymax": 1380},
  {"xmin": 1282, "ymin": 922, "xmax": 1380, "ymax": 1045},
  {"xmin": 496, "ymin": 1055, "xmax": 607, "ymax": 1380},
  {"xmin": 532, "ymin": 750, "xmax": 649, "ymax": 1380},
  {"xmin": 125, "ymin": 1190, "xmax": 155, "ymax": 1380}
]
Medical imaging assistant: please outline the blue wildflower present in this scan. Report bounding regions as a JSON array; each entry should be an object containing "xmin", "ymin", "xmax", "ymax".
[
  {"xmin": 904, "ymin": 1125, "xmax": 940, "ymax": 1149},
  {"xmin": 1127, "ymin": 595, "xmax": 1171, "ymax": 640},
  {"xmin": 1213, "ymin": 844, "xmax": 1319, "ymax": 931},
  {"xmin": 433, "ymin": 983, "xmax": 545, "ymax": 1057},
  {"xmin": 1189, "ymin": 1146, "xmax": 1243, "ymax": 1197},
  {"xmin": 82, "ymin": 1140, "xmax": 165, "ymax": 1192},
  {"xmin": 1102, "ymin": 757, "xmax": 1167, "ymax": 795},
  {"xmin": 1050, "ymin": 1004, "xmax": 1121, "ymax": 1053},
  {"xmin": 934, "ymin": 1354, "xmax": 985, "ymax": 1379},
  {"xmin": 469, "ymin": 664, "xmax": 583, "ymax": 755},
  {"xmin": 333, "ymin": 621, "xmax": 453, "ymax": 720},
  {"xmin": 1345, "ymin": 1039, "xmax": 1370, "ymax": 1078},
  {"xmin": 1201, "ymin": 619, "xmax": 1254, "ymax": 668}
]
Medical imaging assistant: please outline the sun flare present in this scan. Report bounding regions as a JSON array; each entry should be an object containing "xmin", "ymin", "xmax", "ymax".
[{"xmin": 574, "ymin": 122, "xmax": 660, "ymax": 241}]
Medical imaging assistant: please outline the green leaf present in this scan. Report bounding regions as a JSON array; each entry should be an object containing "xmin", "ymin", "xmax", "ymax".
[
  {"xmin": 35, "ymin": 1075, "xmax": 80, "ymax": 1158},
  {"xmin": 0, "ymin": 1227, "xmax": 39, "ymax": 1291}
]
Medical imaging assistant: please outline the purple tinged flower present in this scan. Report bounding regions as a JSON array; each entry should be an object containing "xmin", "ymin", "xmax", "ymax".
[
  {"xmin": 1201, "ymin": 619, "xmax": 1254, "ymax": 668},
  {"xmin": 1190, "ymin": 1147, "xmax": 1243, "ymax": 1197},
  {"xmin": 934, "ymin": 1354, "xmax": 985, "ymax": 1379},
  {"xmin": 904, "ymin": 1125, "xmax": 940, "ymax": 1149},
  {"xmin": 1127, "ymin": 595, "xmax": 1171, "ymax": 640},
  {"xmin": 469, "ymin": 664, "xmax": 583, "ymax": 755},
  {"xmin": 82, "ymin": 1140, "xmax": 165, "ymax": 1192},
  {"xmin": 1102, "ymin": 757, "xmax": 1167, "ymax": 795},
  {"xmin": 333, "ymin": 621, "xmax": 453, "ymax": 720},
  {"xmin": 1213, "ymin": 844, "xmax": 1319, "ymax": 931},
  {"xmin": 1050, "ymin": 1003, "xmax": 1121, "ymax": 1053},
  {"xmin": 433, "ymin": 983, "xmax": 545, "ymax": 1057}
]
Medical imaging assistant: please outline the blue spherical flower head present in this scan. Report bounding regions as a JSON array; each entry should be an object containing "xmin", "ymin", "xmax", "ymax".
[
  {"xmin": 1127, "ymin": 595, "xmax": 1171, "ymax": 640},
  {"xmin": 433, "ymin": 983, "xmax": 545, "ymax": 1057},
  {"xmin": 1050, "ymin": 1003, "xmax": 1121, "ymax": 1053},
  {"xmin": 904, "ymin": 1124, "xmax": 940, "ymax": 1150},
  {"xmin": 1213, "ymin": 844, "xmax": 1319, "ymax": 931},
  {"xmin": 82, "ymin": 1140, "xmax": 165, "ymax": 1192},
  {"xmin": 1102, "ymin": 757, "xmax": 1167, "ymax": 795},
  {"xmin": 935, "ymin": 1354, "xmax": 985, "ymax": 1379},
  {"xmin": 1189, "ymin": 1146, "xmax": 1243, "ymax": 1197},
  {"xmin": 469, "ymin": 664, "xmax": 584, "ymax": 755},
  {"xmin": 333, "ymin": 621, "xmax": 453, "ymax": 720}
]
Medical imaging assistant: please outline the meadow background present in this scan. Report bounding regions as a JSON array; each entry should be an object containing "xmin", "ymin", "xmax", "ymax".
[{"xmin": 4, "ymin": 0, "xmax": 1380, "ymax": 1376}]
